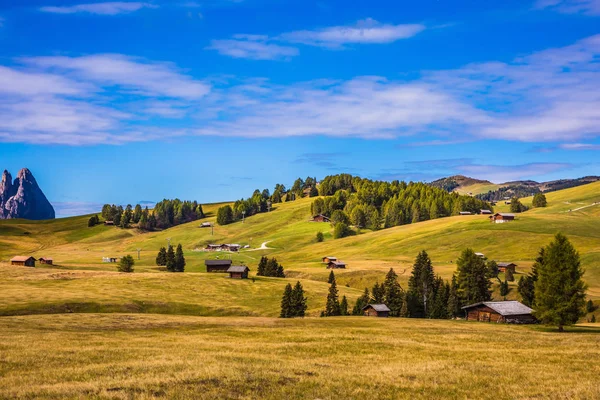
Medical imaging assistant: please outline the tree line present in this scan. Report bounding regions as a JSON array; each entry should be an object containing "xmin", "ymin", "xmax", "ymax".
[
  {"xmin": 155, "ymin": 244, "xmax": 186, "ymax": 272},
  {"xmin": 100, "ymin": 199, "xmax": 204, "ymax": 230},
  {"xmin": 257, "ymin": 256, "xmax": 285, "ymax": 277}
]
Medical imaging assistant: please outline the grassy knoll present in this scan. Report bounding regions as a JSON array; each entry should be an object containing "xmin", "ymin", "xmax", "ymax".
[{"xmin": 1, "ymin": 314, "xmax": 599, "ymax": 399}]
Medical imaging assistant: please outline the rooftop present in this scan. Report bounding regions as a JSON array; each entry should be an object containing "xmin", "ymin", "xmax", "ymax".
[
  {"xmin": 363, "ymin": 304, "xmax": 391, "ymax": 312},
  {"xmin": 10, "ymin": 256, "xmax": 35, "ymax": 262},
  {"xmin": 462, "ymin": 301, "xmax": 533, "ymax": 316},
  {"xmin": 227, "ymin": 266, "xmax": 250, "ymax": 273},
  {"xmin": 205, "ymin": 259, "xmax": 232, "ymax": 266}
]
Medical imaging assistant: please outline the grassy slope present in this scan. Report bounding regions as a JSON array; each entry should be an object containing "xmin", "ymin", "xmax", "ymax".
[
  {"xmin": 0, "ymin": 181, "xmax": 599, "ymax": 320},
  {"xmin": 1, "ymin": 314, "xmax": 599, "ymax": 399}
]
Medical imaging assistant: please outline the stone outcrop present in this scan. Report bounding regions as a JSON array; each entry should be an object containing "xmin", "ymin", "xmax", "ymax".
[{"xmin": 0, "ymin": 168, "xmax": 55, "ymax": 220}]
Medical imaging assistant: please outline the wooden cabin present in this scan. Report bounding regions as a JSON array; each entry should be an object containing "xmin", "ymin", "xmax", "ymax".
[
  {"xmin": 459, "ymin": 211, "xmax": 472, "ymax": 215},
  {"xmin": 475, "ymin": 252, "xmax": 485, "ymax": 258},
  {"xmin": 104, "ymin": 221, "xmax": 114, "ymax": 226},
  {"xmin": 227, "ymin": 265, "xmax": 250, "ymax": 279},
  {"xmin": 10, "ymin": 256, "xmax": 36, "ymax": 267},
  {"xmin": 497, "ymin": 262, "xmax": 517, "ymax": 273},
  {"xmin": 311, "ymin": 214, "xmax": 331, "ymax": 223},
  {"xmin": 205, "ymin": 259, "xmax": 232, "ymax": 273},
  {"xmin": 322, "ymin": 256, "xmax": 337, "ymax": 264},
  {"xmin": 363, "ymin": 304, "xmax": 390, "ymax": 318},
  {"xmin": 462, "ymin": 301, "xmax": 535, "ymax": 324},
  {"xmin": 489, "ymin": 213, "xmax": 515, "ymax": 223},
  {"xmin": 199, "ymin": 222, "xmax": 212, "ymax": 228},
  {"xmin": 327, "ymin": 260, "xmax": 346, "ymax": 269},
  {"xmin": 480, "ymin": 209, "xmax": 493, "ymax": 215},
  {"xmin": 39, "ymin": 257, "xmax": 53, "ymax": 265}
]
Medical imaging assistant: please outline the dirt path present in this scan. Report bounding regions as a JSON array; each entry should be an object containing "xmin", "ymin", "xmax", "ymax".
[{"xmin": 246, "ymin": 241, "xmax": 272, "ymax": 251}]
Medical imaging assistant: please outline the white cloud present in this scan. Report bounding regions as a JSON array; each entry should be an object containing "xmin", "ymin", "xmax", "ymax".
[
  {"xmin": 40, "ymin": 2, "xmax": 158, "ymax": 15},
  {"xmin": 535, "ymin": 0, "xmax": 600, "ymax": 15},
  {"xmin": 206, "ymin": 36, "xmax": 299, "ymax": 60},
  {"xmin": 280, "ymin": 18, "xmax": 426, "ymax": 48},
  {"xmin": 559, "ymin": 143, "xmax": 600, "ymax": 150},
  {"xmin": 457, "ymin": 163, "xmax": 573, "ymax": 183},
  {"xmin": 22, "ymin": 54, "xmax": 210, "ymax": 99}
]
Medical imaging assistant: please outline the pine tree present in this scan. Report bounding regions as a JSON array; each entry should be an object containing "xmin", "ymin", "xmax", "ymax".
[
  {"xmin": 117, "ymin": 255, "xmax": 135, "ymax": 273},
  {"xmin": 291, "ymin": 281, "xmax": 307, "ymax": 317},
  {"xmin": 276, "ymin": 261, "xmax": 285, "ymax": 278},
  {"xmin": 324, "ymin": 278, "xmax": 341, "ymax": 316},
  {"xmin": 456, "ymin": 248, "xmax": 492, "ymax": 305},
  {"xmin": 133, "ymin": 204, "xmax": 143, "ymax": 223},
  {"xmin": 505, "ymin": 268, "xmax": 514, "ymax": 282},
  {"xmin": 340, "ymin": 296, "xmax": 349, "ymax": 316},
  {"xmin": 500, "ymin": 280, "xmax": 509, "ymax": 296},
  {"xmin": 532, "ymin": 193, "xmax": 547, "ymax": 208},
  {"xmin": 407, "ymin": 250, "xmax": 435, "ymax": 318},
  {"xmin": 534, "ymin": 233, "xmax": 587, "ymax": 332},
  {"xmin": 166, "ymin": 245, "xmax": 176, "ymax": 272},
  {"xmin": 328, "ymin": 270, "xmax": 335, "ymax": 284},
  {"xmin": 175, "ymin": 244, "xmax": 186, "ymax": 272},
  {"xmin": 586, "ymin": 299, "xmax": 595, "ymax": 313},
  {"xmin": 447, "ymin": 275, "xmax": 460, "ymax": 318},
  {"xmin": 518, "ymin": 250, "xmax": 540, "ymax": 306},
  {"xmin": 400, "ymin": 295, "xmax": 409, "ymax": 317},
  {"xmin": 257, "ymin": 256, "xmax": 267, "ymax": 276},
  {"xmin": 371, "ymin": 282, "xmax": 385, "ymax": 304},
  {"xmin": 155, "ymin": 247, "xmax": 167, "ymax": 266},
  {"xmin": 316, "ymin": 232, "xmax": 324, "ymax": 242},
  {"xmin": 280, "ymin": 283, "xmax": 293, "ymax": 318},
  {"xmin": 352, "ymin": 288, "xmax": 370, "ymax": 315},
  {"xmin": 383, "ymin": 268, "xmax": 404, "ymax": 317}
]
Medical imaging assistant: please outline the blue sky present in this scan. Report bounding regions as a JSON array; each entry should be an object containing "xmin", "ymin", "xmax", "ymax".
[{"xmin": 1, "ymin": 0, "xmax": 599, "ymax": 216}]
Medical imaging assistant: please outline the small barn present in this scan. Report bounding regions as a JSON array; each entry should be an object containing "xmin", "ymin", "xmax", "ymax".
[
  {"xmin": 327, "ymin": 260, "xmax": 346, "ymax": 269},
  {"xmin": 39, "ymin": 257, "xmax": 53, "ymax": 265},
  {"xmin": 462, "ymin": 301, "xmax": 535, "ymax": 324},
  {"xmin": 475, "ymin": 252, "xmax": 485, "ymax": 258},
  {"xmin": 10, "ymin": 256, "xmax": 36, "ymax": 267},
  {"xmin": 199, "ymin": 222, "xmax": 212, "ymax": 228},
  {"xmin": 224, "ymin": 244, "xmax": 241, "ymax": 252},
  {"xmin": 311, "ymin": 214, "xmax": 331, "ymax": 223},
  {"xmin": 497, "ymin": 262, "xmax": 517, "ymax": 273},
  {"xmin": 205, "ymin": 244, "xmax": 222, "ymax": 251},
  {"xmin": 459, "ymin": 211, "xmax": 472, "ymax": 215},
  {"xmin": 322, "ymin": 256, "xmax": 337, "ymax": 264},
  {"xmin": 205, "ymin": 259, "xmax": 232, "ymax": 273},
  {"xmin": 363, "ymin": 304, "xmax": 391, "ymax": 318},
  {"xmin": 227, "ymin": 265, "xmax": 250, "ymax": 279},
  {"xmin": 489, "ymin": 213, "xmax": 515, "ymax": 223},
  {"xmin": 480, "ymin": 209, "xmax": 492, "ymax": 215},
  {"xmin": 104, "ymin": 221, "xmax": 114, "ymax": 226}
]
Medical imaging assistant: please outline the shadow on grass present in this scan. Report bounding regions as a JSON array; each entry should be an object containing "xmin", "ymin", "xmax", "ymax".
[{"xmin": 530, "ymin": 324, "xmax": 600, "ymax": 334}]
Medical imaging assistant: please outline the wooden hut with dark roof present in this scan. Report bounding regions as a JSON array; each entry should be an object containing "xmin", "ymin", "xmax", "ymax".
[
  {"xmin": 39, "ymin": 257, "xmax": 53, "ymax": 265},
  {"xmin": 462, "ymin": 301, "xmax": 535, "ymax": 324},
  {"xmin": 310, "ymin": 214, "xmax": 331, "ymax": 223},
  {"xmin": 10, "ymin": 256, "xmax": 36, "ymax": 267},
  {"xmin": 497, "ymin": 262, "xmax": 517, "ymax": 273},
  {"xmin": 363, "ymin": 304, "xmax": 391, "ymax": 317},
  {"xmin": 227, "ymin": 265, "xmax": 250, "ymax": 279},
  {"xmin": 327, "ymin": 260, "xmax": 346, "ymax": 269},
  {"xmin": 205, "ymin": 259, "xmax": 232, "ymax": 273}
]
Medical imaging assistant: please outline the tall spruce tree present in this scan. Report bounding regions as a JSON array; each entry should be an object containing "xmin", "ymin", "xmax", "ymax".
[
  {"xmin": 383, "ymin": 268, "xmax": 404, "ymax": 317},
  {"xmin": 257, "ymin": 256, "xmax": 267, "ymax": 276},
  {"xmin": 166, "ymin": 245, "xmax": 176, "ymax": 272},
  {"xmin": 324, "ymin": 278, "xmax": 341, "ymax": 316},
  {"xmin": 447, "ymin": 275, "xmax": 460, "ymax": 318},
  {"xmin": 371, "ymin": 282, "xmax": 385, "ymax": 304},
  {"xmin": 407, "ymin": 250, "xmax": 435, "ymax": 317},
  {"xmin": 291, "ymin": 281, "xmax": 307, "ymax": 317},
  {"xmin": 175, "ymin": 244, "xmax": 186, "ymax": 272},
  {"xmin": 156, "ymin": 247, "xmax": 167, "ymax": 266},
  {"xmin": 352, "ymin": 288, "xmax": 370, "ymax": 315},
  {"xmin": 518, "ymin": 249, "xmax": 541, "ymax": 306},
  {"xmin": 534, "ymin": 233, "xmax": 587, "ymax": 332},
  {"xmin": 280, "ymin": 283, "xmax": 293, "ymax": 318},
  {"xmin": 456, "ymin": 248, "xmax": 492, "ymax": 305},
  {"xmin": 340, "ymin": 296, "xmax": 349, "ymax": 316},
  {"xmin": 328, "ymin": 270, "xmax": 335, "ymax": 284}
]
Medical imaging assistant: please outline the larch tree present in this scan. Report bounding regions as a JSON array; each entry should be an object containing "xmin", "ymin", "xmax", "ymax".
[
  {"xmin": 166, "ymin": 245, "xmax": 176, "ymax": 272},
  {"xmin": 534, "ymin": 233, "xmax": 587, "ymax": 332},
  {"xmin": 280, "ymin": 283, "xmax": 293, "ymax": 318},
  {"xmin": 291, "ymin": 281, "xmax": 308, "ymax": 317},
  {"xmin": 155, "ymin": 247, "xmax": 167, "ymax": 266},
  {"xmin": 352, "ymin": 288, "xmax": 370, "ymax": 315},
  {"xmin": 175, "ymin": 244, "xmax": 186, "ymax": 272},
  {"xmin": 456, "ymin": 248, "xmax": 492, "ymax": 305},
  {"xmin": 340, "ymin": 296, "xmax": 349, "ymax": 316},
  {"xmin": 324, "ymin": 277, "xmax": 341, "ymax": 316},
  {"xmin": 383, "ymin": 268, "xmax": 404, "ymax": 317}
]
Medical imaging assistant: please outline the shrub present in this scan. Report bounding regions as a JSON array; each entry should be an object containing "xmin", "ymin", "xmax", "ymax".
[
  {"xmin": 333, "ymin": 222, "xmax": 352, "ymax": 239},
  {"xmin": 118, "ymin": 255, "xmax": 135, "ymax": 273},
  {"xmin": 316, "ymin": 232, "xmax": 324, "ymax": 242}
]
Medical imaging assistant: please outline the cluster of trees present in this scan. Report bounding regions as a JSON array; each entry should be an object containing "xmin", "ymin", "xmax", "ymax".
[
  {"xmin": 321, "ymin": 272, "xmax": 350, "ymax": 316},
  {"xmin": 311, "ymin": 175, "xmax": 492, "ymax": 234},
  {"xmin": 280, "ymin": 281, "xmax": 308, "ymax": 318},
  {"xmin": 257, "ymin": 256, "xmax": 285, "ymax": 277},
  {"xmin": 216, "ymin": 177, "xmax": 319, "ymax": 225},
  {"xmin": 532, "ymin": 193, "xmax": 548, "ymax": 208},
  {"xmin": 88, "ymin": 214, "xmax": 100, "ymax": 227},
  {"xmin": 101, "ymin": 200, "xmax": 204, "ymax": 230},
  {"xmin": 155, "ymin": 244, "xmax": 186, "ymax": 272},
  {"xmin": 117, "ymin": 255, "xmax": 135, "ymax": 273},
  {"xmin": 510, "ymin": 197, "xmax": 529, "ymax": 213},
  {"xmin": 477, "ymin": 185, "xmax": 541, "ymax": 202}
]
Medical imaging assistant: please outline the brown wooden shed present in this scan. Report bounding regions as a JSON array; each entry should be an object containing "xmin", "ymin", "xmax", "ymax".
[
  {"xmin": 497, "ymin": 262, "xmax": 517, "ymax": 273},
  {"xmin": 327, "ymin": 260, "xmax": 346, "ymax": 269},
  {"xmin": 10, "ymin": 256, "xmax": 36, "ymax": 267},
  {"xmin": 311, "ymin": 214, "xmax": 330, "ymax": 223},
  {"xmin": 205, "ymin": 259, "xmax": 232, "ymax": 273},
  {"xmin": 39, "ymin": 257, "xmax": 53, "ymax": 265},
  {"xmin": 462, "ymin": 301, "xmax": 535, "ymax": 324},
  {"xmin": 227, "ymin": 265, "xmax": 250, "ymax": 279},
  {"xmin": 363, "ymin": 304, "xmax": 390, "ymax": 318},
  {"xmin": 489, "ymin": 213, "xmax": 515, "ymax": 223},
  {"xmin": 322, "ymin": 256, "xmax": 337, "ymax": 264}
]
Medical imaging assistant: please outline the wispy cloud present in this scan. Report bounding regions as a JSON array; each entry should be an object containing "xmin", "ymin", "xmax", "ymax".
[
  {"xmin": 207, "ymin": 35, "xmax": 299, "ymax": 60},
  {"xmin": 40, "ymin": 2, "xmax": 158, "ymax": 15},
  {"xmin": 535, "ymin": 0, "xmax": 600, "ymax": 15},
  {"xmin": 457, "ymin": 162, "xmax": 573, "ymax": 182},
  {"xmin": 560, "ymin": 143, "xmax": 600, "ymax": 150},
  {"xmin": 209, "ymin": 19, "xmax": 425, "ymax": 60}
]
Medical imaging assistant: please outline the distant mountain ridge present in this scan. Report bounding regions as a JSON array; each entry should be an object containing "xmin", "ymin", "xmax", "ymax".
[
  {"xmin": 0, "ymin": 168, "xmax": 55, "ymax": 220},
  {"xmin": 429, "ymin": 174, "xmax": 600, "ymax": 201}
]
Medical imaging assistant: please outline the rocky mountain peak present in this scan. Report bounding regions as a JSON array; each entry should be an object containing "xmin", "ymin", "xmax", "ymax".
[{"xmin": 0, "ymin": 168, "xmax": 55, "ymax": 220}]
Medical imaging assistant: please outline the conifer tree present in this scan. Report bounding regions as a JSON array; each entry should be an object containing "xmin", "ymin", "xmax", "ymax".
[
  {"xmin": 383, "ymin": 268, "xmax": 404, "ymax": 317},
  {"xmin": 505, "ymin": 268, "xmax": 514, "ymax": 282},
  {"xmin": 532, "ymin": 193, "xmax": 547, "ymax": 208},
  {"xmin": 276, "ymin": 261, "xmax": 285, "ymax": 278},
  {"xmin": 166, "ymin": 245, "xmax": 176, "ymax": 272},
  {"xmin": 518, "ymin": 249, "xmax": 541, "ymax": 306},
  {"xmin": 586, "ymin": 299, "xmax": 595, "ymax": 313},
  {"xmin": 324, "ymin": 278, "xmax": 341, "ymax": 316},
  {"xmin": 291, "ymin": 281, "xmax": 307, "ymax": 317},
  {"xmin": 133, "ymin": 204, "xmax": 143, "ymax": 223},
  {"xmin": 280, "ymin": 283, "xmax": 293, "ymax": 318},
  {"xmin": 407, "ymin": 250, "xmax": 435, "ymax": 317},
  {"xmin": 340, "ymin": 296, "xmax": 349, "ymax": 315},
  {"xmin": 117, "ymin": 255, "xmax": 135, "ymax": 273},
  {"xmin": 371, "ymin": 282, "xmax": 385, "ymax": 304},
  {"xmin": 456, "ymin": 248, "xmax": 492, "ymax": 305},
  {"xmin": 352, "ymin": 288, "xmax": 370, "ymax": 315},
  {"xmin": 155, "ymin": 247, "xmax": 167, "ymax": 266},
  {"xmin": 175, "ymin": 244, "xmax": 186, "ymax": 272},
  {"xmin": 257, "ymin": 256, "xmax": 267, "ymax": 276},
  {"xmin": 328, "ymin": 270, "xmax": 335, "ymax": 284},
  {"xmin": 447, "ymin": 275, "xmax": 460, "ymax": 318},
  {"xmin": 500, "ymin": 280, "xmax": 509, "ymax": 296},
  {"xmin": 400, "ymin": 296, "xmax": 409, "ymax": 317},
  {"xmin": 534, "ymin": 233, "xmax": 587, "ymax": 332}
]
